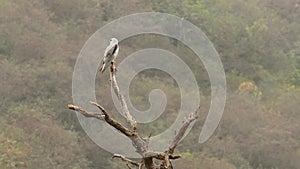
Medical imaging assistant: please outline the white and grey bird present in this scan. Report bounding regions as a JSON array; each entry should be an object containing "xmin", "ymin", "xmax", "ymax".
[{"xmin": 98, "ymin": 38, "xmax": 119, "ymax": 73}]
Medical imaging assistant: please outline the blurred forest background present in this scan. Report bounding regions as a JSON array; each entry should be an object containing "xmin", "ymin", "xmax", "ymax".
[{"xmin": 0, "ymin": 0, "xmax": 300, "ymax": 168}]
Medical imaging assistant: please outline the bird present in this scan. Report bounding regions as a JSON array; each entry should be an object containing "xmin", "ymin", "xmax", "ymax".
[{"xmin": 98, "ymin": 38, "xmax": 119, "ymax": 73}]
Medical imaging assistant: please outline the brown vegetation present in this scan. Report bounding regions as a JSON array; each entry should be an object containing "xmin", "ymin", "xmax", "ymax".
[{"xmin": 0, "ymin": 0, "xmax": 299, "ymax": 168}]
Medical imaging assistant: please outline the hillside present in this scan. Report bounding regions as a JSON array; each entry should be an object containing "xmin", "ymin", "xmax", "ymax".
[{"xmin": 0, "ymin": 0, "xmax": 299, "ymax": 168}]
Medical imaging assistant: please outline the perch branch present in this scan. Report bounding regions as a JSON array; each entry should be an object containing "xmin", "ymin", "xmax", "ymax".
[{"xmin": 110, "ymin": 62, "xmax": 137, "ymax": 130}]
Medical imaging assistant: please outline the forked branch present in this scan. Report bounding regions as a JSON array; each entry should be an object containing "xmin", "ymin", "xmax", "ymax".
[{"xmin": 68, "ymin": 62, "xmax": 200, "ymax": 169}]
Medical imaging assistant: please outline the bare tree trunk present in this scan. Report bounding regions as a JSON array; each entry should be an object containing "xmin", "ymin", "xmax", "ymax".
[{"xmin": 68, "ymin": 62, "xmax": 199, "ymax": 169}]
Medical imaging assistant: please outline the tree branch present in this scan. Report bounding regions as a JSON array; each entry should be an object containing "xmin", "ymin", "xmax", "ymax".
[
  {"xmin": 68, "ymin": 103, "xmax": 134, "ymax": 137},
  {"xmin": 67, "ymin": 104, "xmax": 105, "ymax": 120},
  {"xmin": 144, "ymin": 151, "xmax": 181, "ymax": 160},
  {"xmin": 168, "ymin": 106, "xmax": 200, "ymax": 154},
  {"xmin": 112, "ymin": 154, "xmax": 140, "ymax": 167},
  {"xmin": 110, "ymin": 62, "xmax": 137, "ymax": 131}
]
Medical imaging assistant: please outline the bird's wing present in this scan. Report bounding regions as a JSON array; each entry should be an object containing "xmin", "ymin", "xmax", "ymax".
[{"xmin": 104, "ymin": 43, "xmax": 118, "ymax": 58}]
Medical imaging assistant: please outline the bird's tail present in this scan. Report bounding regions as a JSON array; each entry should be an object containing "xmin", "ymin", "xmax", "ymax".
[{"xmin": 98, "ymin": 63, "xmax": 106, "ymax": 73}]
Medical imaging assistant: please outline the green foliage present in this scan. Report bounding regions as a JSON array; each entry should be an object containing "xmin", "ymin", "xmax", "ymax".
[
  {"xmin": 152, "ymin": 0, "xmax": 296, "ymax": 77},
  {"xmin": 229, "ymin": 155, "xmax": 253, "ymax": 169},
  {"xmin": 287, "ymin": 54, "xmax": 300, "ymax": 86},
  {"xmin": 0, "ymin": 104, "xmax": 92, "ymax": 169},
  {"xmin": 0, "ymin": 121, "xmax": 29, "ymax": 169}
]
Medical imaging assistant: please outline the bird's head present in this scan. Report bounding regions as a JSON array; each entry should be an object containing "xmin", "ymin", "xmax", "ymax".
[{"xmin": 109, "ymin": 38, "xmax": 118, "ymax": 45}]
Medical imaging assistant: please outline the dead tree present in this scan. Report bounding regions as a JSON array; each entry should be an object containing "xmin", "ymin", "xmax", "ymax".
[{"xmin": 68, "ymin": 62, "xmax": 199, "ymax": 169}]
